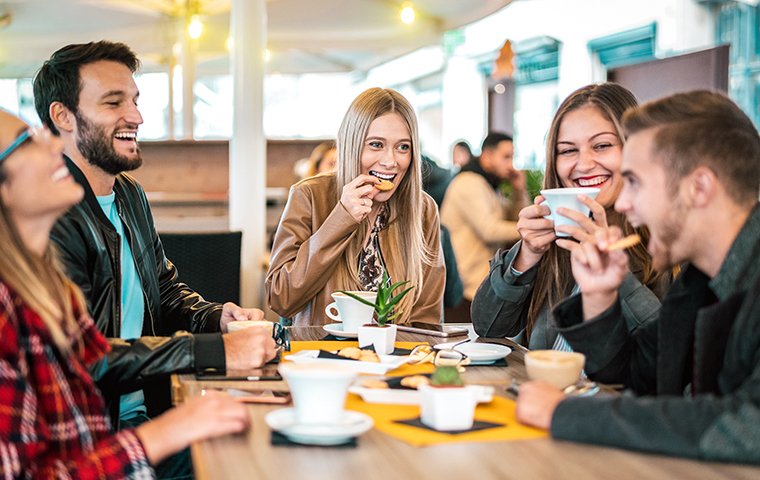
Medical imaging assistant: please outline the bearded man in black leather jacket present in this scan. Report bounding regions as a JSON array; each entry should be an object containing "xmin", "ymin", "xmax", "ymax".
[{"xmin": 33, "ymin": 41, "xmax": 276, "ymax": 451}]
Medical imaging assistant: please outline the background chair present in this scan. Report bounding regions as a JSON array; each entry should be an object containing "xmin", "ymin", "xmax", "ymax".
[{"xmin": 159, "ymin": 231, "xmax": 242, "ymax": 304}]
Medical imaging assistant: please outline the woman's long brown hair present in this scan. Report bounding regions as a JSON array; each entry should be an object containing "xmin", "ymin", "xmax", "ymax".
[{"xmin": 526, "ymin": 83, "xmax": 666, "ymax": 339}]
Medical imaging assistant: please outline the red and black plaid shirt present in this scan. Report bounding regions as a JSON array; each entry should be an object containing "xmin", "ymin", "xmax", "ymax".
[{"xmin": 0, "ymin": 282, "xmax": 154, "ymax": 479}]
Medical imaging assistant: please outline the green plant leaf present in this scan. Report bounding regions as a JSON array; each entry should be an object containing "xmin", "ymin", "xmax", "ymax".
[
  {"xmin": 388, "ymin": 280, "xmax": 410, "ymax": 293},
  {"xmin": 386, "ymin": 286, "xmax": 414, "ymax": 308}
]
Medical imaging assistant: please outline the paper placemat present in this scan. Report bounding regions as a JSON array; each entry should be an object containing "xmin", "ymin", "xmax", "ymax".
[{"xmin": 345, "ymin": 394, "xmax": 547, "ymax": 447}]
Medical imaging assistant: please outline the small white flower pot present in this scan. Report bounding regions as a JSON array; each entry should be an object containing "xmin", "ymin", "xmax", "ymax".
[
  {"xmin": 419, "ymin": 384, "xmax": 479, "ymax": 431},
  {"xmin": 357, "ymin": 324, "xmax": 397, "ymax": 355}
]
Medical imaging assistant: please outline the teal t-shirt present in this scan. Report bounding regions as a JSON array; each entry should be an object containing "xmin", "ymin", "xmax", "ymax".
[{"xmin": 97, "ymin": 193, "xmax": 147, "ymax": 420}]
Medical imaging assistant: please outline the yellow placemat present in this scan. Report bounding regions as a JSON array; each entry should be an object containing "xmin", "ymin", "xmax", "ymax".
[
  {"xmin": 345, "ymin": 394, "xmax": 547, "ymax": 446},
  {"xmin": 286, "ymin": 340, "xmax": 435, "ymax": 376}
]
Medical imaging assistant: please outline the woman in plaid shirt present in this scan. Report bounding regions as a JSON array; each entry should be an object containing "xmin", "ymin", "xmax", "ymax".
[{"xmin": 0, "ymin": 109, "xmax": 250, "ymax": 479}]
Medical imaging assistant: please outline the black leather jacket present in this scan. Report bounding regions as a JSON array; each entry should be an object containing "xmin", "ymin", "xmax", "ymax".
[{"xmin": 51, "ymin": 156, "xmax": 226, "ymax": 421}]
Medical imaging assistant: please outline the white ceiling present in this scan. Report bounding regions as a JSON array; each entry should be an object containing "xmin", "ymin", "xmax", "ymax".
[{"xmin": 0, "ymin": 0, "xmax": 512, "ymax": 78}]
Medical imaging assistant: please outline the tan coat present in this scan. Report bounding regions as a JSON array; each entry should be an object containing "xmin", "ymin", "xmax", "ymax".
[
  {"xmin": 266, "ymin": 174, "xmax": 445, "ymax": 326},
  {"xmin": 440, "ymin": 172, "xmax": 528, "ymax": 300}
]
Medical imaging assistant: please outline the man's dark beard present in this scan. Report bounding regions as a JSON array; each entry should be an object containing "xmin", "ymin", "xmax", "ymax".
[{"xmin": 75, "ymin": 112, "xmax": 142, "ymax": 175}]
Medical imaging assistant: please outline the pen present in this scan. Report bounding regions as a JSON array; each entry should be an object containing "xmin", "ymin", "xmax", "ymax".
[{"xmin": 198, "ymin": 375, "xmax": 282, "ymax": 381}]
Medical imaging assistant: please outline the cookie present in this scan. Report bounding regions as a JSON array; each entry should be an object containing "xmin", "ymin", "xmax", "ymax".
[
  {"xmin": 375, "ymin": 180, "xmax": 394, "ymax": 191},
  {"xmin": 338, "ymin": 347, "xmax": 362, "ymax": 360},
  {"xmin": 362, "ymin": 379, "xmax": 389, "ymax": 389},
  {"xmin": 400, "ymin": 375, "xmax": 430, "ymax": 389}
]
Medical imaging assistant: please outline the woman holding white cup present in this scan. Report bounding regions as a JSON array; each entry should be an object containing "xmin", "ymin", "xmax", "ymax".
[{"xmin": 472, "ymin": 83, "xmax": 671, "ymax": 350}]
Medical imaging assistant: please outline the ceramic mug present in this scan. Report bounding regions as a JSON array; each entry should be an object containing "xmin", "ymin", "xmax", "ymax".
[
  {"xmin": 278, "ymin": 363, "xmax": 357, "ymax": 424},
  {"xmin": 540, "ymin": 187, "xmax": 600, "ymax": 237},
  {"xmin": 524, "ymin": 350, "xmax": 586, "ymax": 389},
  {"xmin": 324, "ymin": 291, "xmax": 377, "ymax": 333},
  {"xmin": 227, "ymin": 320, "xmax": 275, "ymax": 335}
]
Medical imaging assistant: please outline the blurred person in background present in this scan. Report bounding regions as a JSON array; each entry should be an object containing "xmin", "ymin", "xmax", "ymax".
[
  {"xmin": 451, "ymin": 139, "xmax": 474, "ymax": 170},
  {"xmin": 305, "ymin": 140, "xmax": 338, "ymax": 177},
  {"xmin": 441, "ymin": 132, "xmax": 529, "ymax": 321},
  {"xmin": 420, "ymin": 153, "xmax": 462, "ymax": 310}
]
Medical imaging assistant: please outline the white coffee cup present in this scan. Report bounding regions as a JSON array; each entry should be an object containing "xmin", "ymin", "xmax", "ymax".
[
  {"xmin": 324, "ymin": 291, "xmax": 377, "ymax": 333},
  {"xmin": 524, "ymin": 350, "xmax": 586, "ymax": 389},
  {"xmin": 278, "ymin": 363, "xmax": 357, "ymax": 424},
  {"xmin": 227, "ymin": 320, "xmax": 275, "ymax": 335},
  {"xmin": 540, "ymin": 187, "xmax": 601, "ymax": 237}
]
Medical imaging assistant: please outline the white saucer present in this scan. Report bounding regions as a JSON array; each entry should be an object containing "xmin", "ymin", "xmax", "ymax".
[
  {"xmin": 349, "ymin": 383, "xmax": 493, "ymax": 405},
  {"xmin": 265, "ymin": 408, "xmax": 373, "ymax": 445},
  {"xmin": 434, "ymin": 342, "xmax": 512, "ymax": 363},
  {"xmin": 322, "ymin": 323, "xmax": 358, "ymax": 339}
]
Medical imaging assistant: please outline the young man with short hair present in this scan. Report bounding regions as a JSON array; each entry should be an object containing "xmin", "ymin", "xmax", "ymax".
[{"xmin": 34, "ymin": 41, "xmax": 276, "ymax": 477}]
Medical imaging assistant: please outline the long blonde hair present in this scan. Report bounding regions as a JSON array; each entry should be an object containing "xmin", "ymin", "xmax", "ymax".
[
  {"xmin": 527, "ymin": 83, "xmax": 663, "ymax": 338},
  {"xmin": 0, "ymin": 169, "xmax": 84, "ymax": 353},
  {"xmin": 334, "ymin": 87, "xmax": 435, "ymax": 323}
]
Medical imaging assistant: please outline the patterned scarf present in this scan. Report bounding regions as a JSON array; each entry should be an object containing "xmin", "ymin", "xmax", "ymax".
[{"xmin": 358, "ymin": 203, "xmax": 389, "ymax": 291}]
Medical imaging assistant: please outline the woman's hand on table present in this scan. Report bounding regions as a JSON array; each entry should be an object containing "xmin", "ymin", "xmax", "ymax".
[
  {"xmin": 340, "ymin": 174, "xmax": 379, "ymax": 222},
  {"xmin": 135, "ymin": 391, "xmax": 250, "ymax": 465},
  {"xmin": 515, "ymin": 380, "xmax": 565, "ymax": 430}
]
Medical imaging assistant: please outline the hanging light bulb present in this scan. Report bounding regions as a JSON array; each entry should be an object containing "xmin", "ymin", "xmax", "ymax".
[
  {"xmin": 265, "ymin": 49, "xmax": 271, "ymax": 62},
  {"xmin": 400, "ymin": 2, "xmax": 415, "ymax": 25},
  {"xmin": 226, "ymin": 36, "xmax": 234, "ymax": 51},
  {"xmin": 187, "ymin": 14, "xmax": 203, "ymax": 39}
]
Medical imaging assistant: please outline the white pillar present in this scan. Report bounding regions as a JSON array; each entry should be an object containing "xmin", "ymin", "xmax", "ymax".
[
  {"xmin": 229, "ymin": 0, "xmax": 267, "ymax": 308},
  {"xmin": 180, "ymin": 19, "xmax": 196, "ymax": 140}
]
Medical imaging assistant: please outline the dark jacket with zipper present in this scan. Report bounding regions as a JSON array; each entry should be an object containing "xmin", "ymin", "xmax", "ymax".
[
  {"xmin": 550, "ymin": 204, "xmax": 760, "ymax": 464},
  {"xmin": 50, "ymin": 156, "xmax": 226, "ymax": 425}
]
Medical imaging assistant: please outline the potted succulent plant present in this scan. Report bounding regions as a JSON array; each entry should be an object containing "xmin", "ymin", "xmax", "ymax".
[
  {"xmin": 340, "ymin": 272, "xmax": 412, "ymax": 355},
  {"xmin": 419, "ymin": 366, "xmax": 479, "ymax": 431}
]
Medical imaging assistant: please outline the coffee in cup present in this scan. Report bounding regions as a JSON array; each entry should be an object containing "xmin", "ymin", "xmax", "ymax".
[
  {"xmin": 324, "ymin": 291, "xmax": 377, "ymax": 333},
  {"xmin": 540, "ymin": 187, "xmax": 600, "ymax": 237},
  {"xmin": 227, "ymin": 320, "xmax": 275, "ymax": 335},
  {"xmin": 278, "ymin": 363, "xmax": 357, "ymax": 424},
  {"xmin": 524, "ymin": 350, "xmax": 585, "ymax": 389}
]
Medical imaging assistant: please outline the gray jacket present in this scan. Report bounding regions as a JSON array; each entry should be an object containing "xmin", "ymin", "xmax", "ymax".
[
  {"xmin": 551, "ymin": 204, "xmax": 760, "ymax": 464},
  {"xmin": 471, "ymin": 241, "xmax": 662, "ymax": 349}
]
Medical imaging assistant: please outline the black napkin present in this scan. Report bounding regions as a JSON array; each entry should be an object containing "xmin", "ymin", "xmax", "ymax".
[
  {"xmin": 384, "ymin": 374, "xmax": 432, "ymax": 390},
  {"xmin": 320, "ymin": 334, "xmax": 355, "ymax": 341},
  {"xmin": 270, "ymin": 430, "xmax": 358, "ymax": 448},
  {"xmin": 316, "ymin": 347, "xmax": 413, "ymax": 360},
  {"xmin": 394, "ymin": 417, "xmax": 505, "ymax": 434},
  {"xmin": 317, "ymin": 350, "xmax": 352, "ymax": 360},
  {"xmin": 360, "ymin": 345, "xmax": 414, "ymax": 356},
  {"xmin": 472, "ymin": 357, "xmax": 507, "ymax": 367}
]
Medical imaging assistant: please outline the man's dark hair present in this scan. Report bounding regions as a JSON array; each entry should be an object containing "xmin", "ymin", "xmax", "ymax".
[
  {"xmin": 33, "ymin": 41, "xmax": 140, "ymax": 134},
  {"xmin": 481, "ymin": 132, "xmax": 513, "ymax": 153},
  {"xmin": 623, "ymin": 90, "xmax": 760, "ymax": 205}
]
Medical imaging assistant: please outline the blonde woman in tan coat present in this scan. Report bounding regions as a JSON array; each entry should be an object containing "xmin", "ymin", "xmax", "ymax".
[{"xmin": 266, "ymin": 88, "xmax": 445, "ymax": 326}]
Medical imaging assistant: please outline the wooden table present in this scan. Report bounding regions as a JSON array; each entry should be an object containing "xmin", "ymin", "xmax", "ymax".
[{"xmin": 176, "ymin": 326, "xmax": 760, "ymax": 480}]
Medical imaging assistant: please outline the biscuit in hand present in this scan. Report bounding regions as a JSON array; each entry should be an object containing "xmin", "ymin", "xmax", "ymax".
[{"xmin": 375, "ymin": 180, "xmax": 394, "ymax": 191}]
